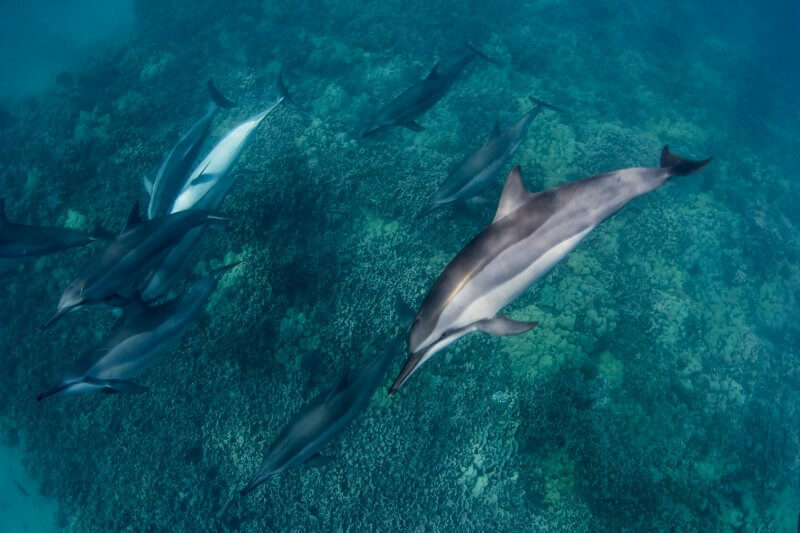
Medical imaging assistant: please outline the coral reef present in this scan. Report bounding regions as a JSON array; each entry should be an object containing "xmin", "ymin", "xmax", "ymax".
[{"xmin": 0, "ymin": 0, "xmax": 798, "ymax": 531}]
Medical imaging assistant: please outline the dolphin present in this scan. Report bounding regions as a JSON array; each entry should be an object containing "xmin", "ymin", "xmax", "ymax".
[
  {"xmin": 418, "ymin": 97, "xmax": 563, "ymax": 218},
  {"xmin": 43, "ymin": 203, "xmax": 226, "ymax": 327},
  {"xmin": 140, "ymin": 74, "xmax": 294, "ymax": 301},
  {"xmin": 362, "ymin": 44, "xmax": 493, "ymax": 137},
  {"xmin": 240, "ymin": 332, "xmax": 403, "ymax": 496},
  {"xmin": 144, "ymin": 80, "xmax": 236, "ymax": 220},
  {"xmin": 36, "ymin": 262, "xmax": 239, "ymax": 400},
  {"xmin": 389, "ymin": 146, "xmax": 712, "ymax": 394},
  {"xmin": 0, "ymin": 198, "xmax": 95, "ymax": 273}
]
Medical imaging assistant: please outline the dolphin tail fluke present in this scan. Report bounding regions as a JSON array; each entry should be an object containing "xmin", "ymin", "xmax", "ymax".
[
  {"xmin": 529, "ymin": 96, "xmax": 566, "ymax": 115},
  {"xmin": 465, "ymin": 42, "xmax": 499, "ymax": 64},
  {"xmin": 207, "ymin": 79, "xmax": 237, "ymax": 109},
  {"xmin": 416, "ymin": 202, "xmax": 443, "ymax": 220},
  {"xmin": 277, "ymin": 69, "xmax": 300, "ymax": 111},
  {"xmin": 660, "ymin": 146, "xmax": 712, "ymax": 177}
]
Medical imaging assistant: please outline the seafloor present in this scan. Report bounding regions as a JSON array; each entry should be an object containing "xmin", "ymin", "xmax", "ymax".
[{"xmin": 1, "ymin": 0, "xmax": 799, "ymax": 531}]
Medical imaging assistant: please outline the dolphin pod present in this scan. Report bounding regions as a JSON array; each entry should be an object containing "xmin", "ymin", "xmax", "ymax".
[
  {"xmin": 0, "ymin": 198, "xmax": 96, "ymax": 274},
  {"xmin": 17, "ymin": 48, "xmax": 720, "ymax": 519},
  {"xmin": 362, "ymin": 44, "xmax": 494, "ymax": 137},
  {"xmin": 144, "ymin": 80, "xmax": 236, "ymax": 220},
  {"xmin": 43, "ymin": 204, "xmax": 226, "ymax": 327},
  {"xmin": 36, "ymin": 262, "xmax": 239, "ymax": 400},
  {"xmin": 140, "ymin": 73, "xmax": 294, "ymax": 301},
  {"xmin": 389, "ymin": 147, "xmax": 712, "ymax": 394},
  {"xmin": 417, "ymin": 96, "xmax": 564, "ymax": 218}
]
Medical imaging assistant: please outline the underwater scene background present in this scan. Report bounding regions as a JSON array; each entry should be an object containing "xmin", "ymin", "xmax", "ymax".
[{"xmin": 1, "ymin": 0, "xmax": 799, "ymax": 530}]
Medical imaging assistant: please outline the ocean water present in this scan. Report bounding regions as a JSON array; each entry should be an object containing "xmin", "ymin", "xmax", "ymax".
[{"xmin": 0, "ymin": 0, "xmax": 798, "ymax": 531}]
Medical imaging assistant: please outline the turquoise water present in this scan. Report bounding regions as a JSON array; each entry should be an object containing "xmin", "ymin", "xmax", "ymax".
[{"xmin": 1, "ymin": 0, "xmax": 799, "ymax": 531}]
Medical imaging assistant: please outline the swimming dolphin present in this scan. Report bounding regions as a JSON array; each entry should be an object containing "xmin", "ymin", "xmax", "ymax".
[
  {"xmin": 144, "ymin": 80, "xmax": 236, "ymax": 220},
  {"xmin": 0, "ymin": 198, "xmax": 95, "ymax": 273},
  {"xmin": 240, "ymin": 332, "xmax": 403, "ymax": 495},
  {"xmin": 362, "ymin": 44, "xmax": 493, "ymax": 137},
  {"xmin": 36, "ymin": 262, "xmax": 239, "ymax": 400},
  {"xmin": 418, "ymin": 97, "xmax": 563, "ymax": 218},
  {"xmin": 140, "ymin": 74, "xmax": 294, "ymax": 301},
  {"xmin": 43, "ymin": 204, "xmax": 226, "ymax": 327},
  {"xmin": 389, "ymin": 146, "xmax": 712, "ymax": 393}
]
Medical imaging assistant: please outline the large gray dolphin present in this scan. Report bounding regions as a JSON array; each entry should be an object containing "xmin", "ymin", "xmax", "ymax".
[
  {"xmin": 389, "ymin": 146, "xmax": 712, "ymax": 394},
  {"xmin": 418, "ymin": 97, "xmax": 562, "ymax": 218},
  {"xmin": 140, "ymin": 74, "xmax": 294, "ymax": 301},
  {"xmin": 0, "ymin": 198, "xmax": 95, "ymax": 273},
  {"xmin": 43, "ymin": 204, "xmax": 226, "ymax": 327},
  {"xmin": 36, "ymin": 262, "xmax": 239, "ymax": 400},
  {"xmin": 240, "ymin": 332, "xmax": 403, "ymax": 496},
  {"xmin": 144, "ymin": 80, "xmax": 236, "ymax": 220},
  {"xmin": 362, "ymin": 44, "xmax": 493, "ymax": 137}
]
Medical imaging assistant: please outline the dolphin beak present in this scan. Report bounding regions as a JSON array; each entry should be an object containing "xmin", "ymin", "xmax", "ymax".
[
  {"xmin": 41, "ymin": 306, "xmax": 73, "ymax": 330},
  {"xmin": 388, "ymin": 350, "xmax": 425, "ymax": 395}
]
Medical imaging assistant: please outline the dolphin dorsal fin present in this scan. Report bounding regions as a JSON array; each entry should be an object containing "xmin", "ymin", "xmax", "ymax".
[
  {"xmin": 121, "ymin": 201, "xmax": 143, "ymax": 234},
  {"xmin": 493, "ymin": 166, "xmax": 530, "ymax": 223},
  {"xmin": 0, "ymin": 198, "xmax": 8, "ymax": 227},
  {"xmin": 486, "ymin": 120, "xmax": 501, "ymax": 143},
  {"xmin": 425, "ymin": 63, "xmax": 440, "ymax": 80},
  {"xmin": 325, "ymin": 369, "xmax": 354, "ymax": 402}
]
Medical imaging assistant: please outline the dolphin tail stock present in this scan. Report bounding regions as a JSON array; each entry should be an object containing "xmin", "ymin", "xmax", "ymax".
[
  {"xmin": 207, "ymin": 79, "xmax": 237, "ymax": 109},
  {"xmin": 528, "ymin": 96, "xmax": 566, "ymax": 115},
  {"xmin": 465, "ymin": 42, "xmax": 500, "ymax": 64},
  {"xmin": 660, "ymin": 146, "xmax": 712, "ymax": 177}
]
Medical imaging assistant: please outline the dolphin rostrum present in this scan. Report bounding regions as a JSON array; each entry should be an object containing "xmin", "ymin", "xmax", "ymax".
[
  {"xmin": 418, "ymin": 97, "xmax": 563, "ymax": 218},
  {"xmin": 240, "ymin": 332, "xmax": 403, "ymax": 496},
  {"xmin": 145, "ymin": 80, "xmax": 236, "ymax": 220},
  {"xmin": 389, "ymin": 146, "xmax": 712, "ymax": 394},
  {"xmin": 43, "ymin": 203, "xmax": 226, "ymax": 327},
  {"xmin": 362, "ymin": 44, "xmax": 493, "ymax": 137},
  {"xmin": 36, "ymin": 262, "xmax": 239, "ymax": 400},
  {"xmin": 140, "ymin": 74, "xmax": 294, "ymax": 301},
  {"xmin": 0, "ymin": 198, "xmax": 95, "ymax": 273}
]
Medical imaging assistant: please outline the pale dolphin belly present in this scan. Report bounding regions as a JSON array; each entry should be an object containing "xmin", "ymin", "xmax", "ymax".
[{"xmin": 427, "ymin": 225, "xmax": 594, "ymax": 348}]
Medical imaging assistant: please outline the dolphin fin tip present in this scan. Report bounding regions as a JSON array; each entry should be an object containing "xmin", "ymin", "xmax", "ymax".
[{"xmin": 660, "ymin": 146, "xmax": 713, "ymax": 176}]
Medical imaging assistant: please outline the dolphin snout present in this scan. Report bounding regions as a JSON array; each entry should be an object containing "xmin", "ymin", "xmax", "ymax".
[{"xmin": 388, "ymin": 351, "xmax": 424, "ymax": 395}]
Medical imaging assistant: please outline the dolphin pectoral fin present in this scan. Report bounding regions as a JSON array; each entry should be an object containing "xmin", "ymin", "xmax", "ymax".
[
  {"xmin": 660, "ymin": 146, "xmax": 712, "ymax": 177},
  {"xmin": 487, "ymin": 120, "xmax": 501, "ymax": 142},
  {"xmin": 466, "ymin": 193, "xmax": 493, "ymax": 205},
  {"xmin": 121, "ymin": 200, "xmax": 143, "ymax": 234},
  {"xmin": 395, "ymin": 294, "xmax": 417, "ymax": 326},
  {"xmin": 475, "ymin": 316, "xmax": 539, "ymax": 336},
  {"xmin": 305, "ymin": 453, "xmax": 334, "ymax": 468},
  {"xmin": 105, "ymin": 294, "xmax": 132, "ymax": 308},
  {"xmin": 0, "ymin": 198, "xmax": 9, "ymax": 226},
  {"xmin": 404, "ymin": 121, "xmax": 425, "ymax": 132},
  {"xmin": 425, "ymin": 62, "xmax": 440, "ymax": 80},
  {"xmin": 85, "ymin": 378, "xmax": 148, "ymax": 395},
  {"xmin": 493, "ymin": 166, "xmax": 531, "ymax": 223},
  {"xmin": 207, "ymin": 79, "xmax": 237, "ymax": 109},
  {"xmin": 143, "ymin": 176, "xmax": 154, "ymax": 196}
]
